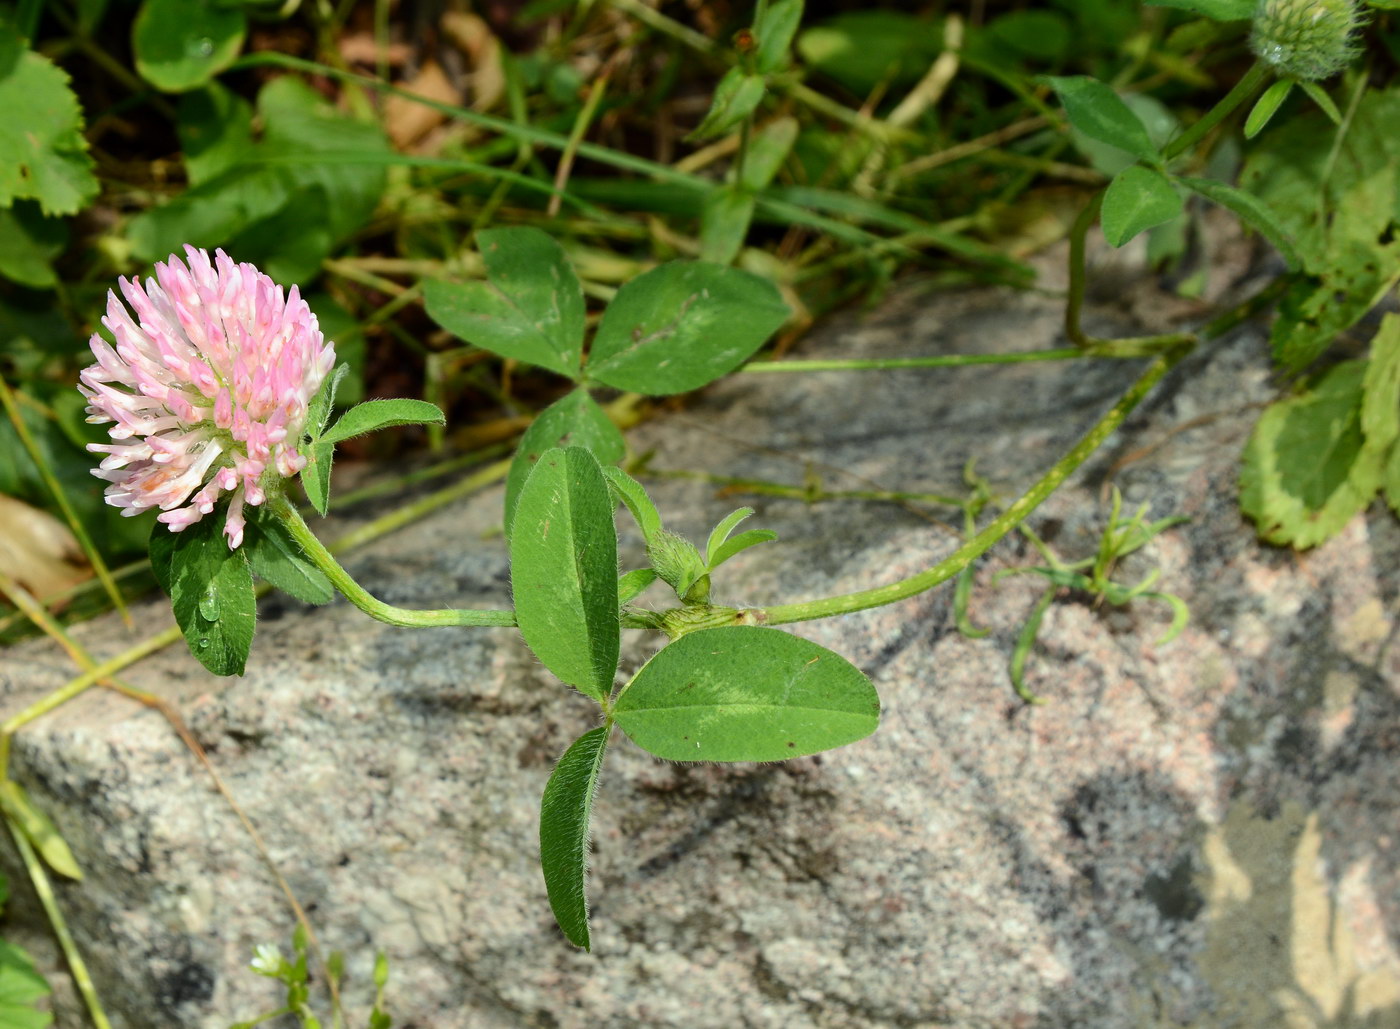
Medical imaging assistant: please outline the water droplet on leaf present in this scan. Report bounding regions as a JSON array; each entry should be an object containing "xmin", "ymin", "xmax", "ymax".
[
  {"xmin": 198, "ymin": 585, "xmax": 219, "ymax": 620},
  {"xmin": 196, "ymin": 637, "xmax": 211, "ymax": 650},
  {"xmin": 191, "ymin": 37, "xmax": 215, "ymax": 58}
]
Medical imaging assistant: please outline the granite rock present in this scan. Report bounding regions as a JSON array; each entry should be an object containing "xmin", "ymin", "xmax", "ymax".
[{"xmin": 2, "ymin": 278, "xmax": 1399, "ymax": 1029}]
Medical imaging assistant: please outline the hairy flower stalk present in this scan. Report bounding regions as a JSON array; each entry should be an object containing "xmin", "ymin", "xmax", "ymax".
[
  {"xmin": 1250, "ymin": 0, "xmax": 1362, "ymax": 81},
  {"xmin": 78, "ymin": 246, "xmax": 335, "ymax": 548}
]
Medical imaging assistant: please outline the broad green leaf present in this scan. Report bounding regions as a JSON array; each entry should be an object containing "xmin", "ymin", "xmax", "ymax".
[
  {"xmin": 423, "ymin": 228, "xmax": 586, "ymax": 379},
  {"xmin": 0, "ymin": 938, "xmax": 52, "ymax": 1029},
  {"xmin": 755, "ymin": 0, "xmax": 804, "ymax": 74},
  {"xmin": 0, "ymin": 26, "xmax": 98, "ymax": 215},
  {"xmin": 1362, "ymin": 314, "xmax": 1400, "ymax": 452},
  {"xmin": 1046, "ymin": 76, "xmax": 1158, "ymax": 164},
  {"xmin": 602, "ymin": 466, "xmax": 662, "ymax": 542},
  {"xmin": 1067, "ymin": 93, "xmax": 1178, "ymax": 178},
  {"xmin": 510, "ymin": 448, "xmax": 620, "ymax": 701},
  {"xmin": 0, "ymin": 202, "xmax": 65, "ymax": 288},
  {"xmin": 244, "ymin": 509, "xmax": 334, "ymax": 605},
  {"xmin": 708, "ymin": 528, "xmax": 778, "ymax": 570},
  {"xmin": 319, "ymin": 398, "xmax": 445, "ymax": 446},
  {"xmin": 161, "ymin": 514, "xmax": 257, "ymax": 675},
  {"xmin": 688, "ymin": 67, "xmax": 767, "ymax": 141},
  {"xmin": 740, "ymin": 116, "xmax": 799, "ymax": 192},
  {"xmin": 1177, "ymin": 175, "xmax": 1301, "ymax": 270},
  {"xmin": 177, "ymin": 83, "xmax": 254, "ymax": 186},
  {"xmin": 504, "ymin": 389, "xmax": 625, "ymax": 537},
  {"xmin": 615, "ymin": 627, "xmax": 879, "ymax": 761},
  {"xmin": 0, "ymin": 781, "xmax": 81, "ymax": 881},
  {"xmin": 587, "ymin": 262, "xmax": 790, "ymax": 395},
  {"xmin": 539, "ymin": 725, "xmax": 610, "ymax": 950},
  {"xmin": 300, "ymin": 439, "xmax": 335, "ymax": 517},
  {"xmin": 1245, "ymin": 79, "xmax": 1293, "ymax": 139},
  {"xmin": 1240, "ymin": 361, "xmax": 1384, "ymax": 549},
  {"xmin": 1145, "ymin": 0, "xmax": 1252, "ymax": 18},
  {"xmin": 617, "ymin": 568, "xmax": 658, "ymax": 606},
  {"xmin": 699, "ymin": 187, "xmax": 755, "ymax": 265},
  {"xmin": 1101, "ymin": 166, "xmax": 1182, "ymax": 247},
  {"xmin": 132, "ymin": 0, "xmax": 247, "ymax": 92}
]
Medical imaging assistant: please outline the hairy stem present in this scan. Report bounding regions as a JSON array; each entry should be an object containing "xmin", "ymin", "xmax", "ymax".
[{"xmin": 270, "ymin": 495, "xmax": 515, "ymax": 628}]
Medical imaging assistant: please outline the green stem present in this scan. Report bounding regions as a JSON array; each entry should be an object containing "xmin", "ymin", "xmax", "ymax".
[
  {"xmin": 6, "ymin": 821, "xmax": 112, "ymax": 1029},
  {"xmin": 741, "ymin": 346, "xmax": 1189, "ymax": 626},
  {"xmin": 1065, "ymin": 191, "xmax": 1103, "ymax": 350},
  {"xmin": 270, "ymin": 496, "xmax": 515, "ymax": 628},
  {"xmin": 744, "ymin": 348, "xmax": 1092, "ymax": 373},
  {"xmin": 1162, "ymin": 60, "xmax": 1271, "ymax": 162}
]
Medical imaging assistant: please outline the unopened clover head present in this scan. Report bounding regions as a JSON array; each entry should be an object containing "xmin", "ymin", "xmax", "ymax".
[
  {"xmin": 78, "ymin": 246, "xmax": 336, "ymax": 548},
  {"xmin": 1250, "ymin": 0, "xmax": 1363, "ymax": 81}
]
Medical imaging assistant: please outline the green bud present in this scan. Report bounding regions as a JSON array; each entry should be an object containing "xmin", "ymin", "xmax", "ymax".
[{"xmin": 1250, "ymin": 0, "xmax": 1363, "ymax": 81}]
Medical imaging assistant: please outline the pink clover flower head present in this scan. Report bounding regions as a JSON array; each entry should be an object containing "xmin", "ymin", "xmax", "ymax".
[{"xmin": 78, "ymin": 246, "xmax": 336, "ymax": 548}]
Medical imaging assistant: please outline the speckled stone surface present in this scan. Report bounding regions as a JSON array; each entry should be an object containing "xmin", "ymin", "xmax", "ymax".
[{"xmin": 2, "ymin": 276, "xmax": 1399, "ymax": 1029}]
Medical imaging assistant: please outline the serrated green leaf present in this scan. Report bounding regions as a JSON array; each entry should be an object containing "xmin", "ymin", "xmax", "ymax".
[
  {"xmin": 1046, "ymin": 76, "xmax": 1158, "ymax": 165},
  {"xmin": 510, "ymin": 448, "xmax": 619, "ymax": 701},
  {"xmin": 161, "ymin": 514, "xmax": 257, "ymax": 675},
  {"xmin": 741, "ymin": 116, "xmax": 799, "ymax": 192},
  {"xmin": 1101, "ymin": 166, "xmax": 1182, "ymax": 247},
  {"xmin": 505, "ymin": 389, "xmax": 624, "ymax": 538},
  {"xmin": 1245, "ymin": 79, "xmax": 1293, "ymax": 139},
  {"xmin": 243, "ymin": 508, "xmax": 333, "ymax": 605},
  {"xmin": 689, "ymin": 67, "xmax": 767, "ymax": 141},
  {"xmin": 1145, "ymin": 0, "xmax": 1253, "ymax": 18},
  {"xmin": 699, "ymin": 187, "xmax": 756, "ymax": 265},
  {"xmin": 1177, "ymin": 175, "xmax": 1301, "ymax": 270},
  {"xmin": 0, "ymin": 938, "xmax": 53, "ymax": 1029},
  {"xmin": 0, "ymin": 202, "xmax": 65, "ymax": 288},
  {"xmin": 0, "ymin": 27, "xmax": 98, "ymax": 216},
  {"xmin": 0, "ymin": 781, "xmax": 81, "ymax": 881},
  {"xmin": 319, "ymin": 398, "xmax": 444, "ymax": 446},
  {"xmin": 602, "ymin": 466, "xmax": 662, "ymax": 543},
  {"xmin": 756, "ymin": 0, "xmax": 804, "ymax": 74},
  {"xmin": 1240, "ymin": 361, "xmax": 1384, "ymax": 549},
  {"xmin": 617, "ymin": 568, "xmax": 658, "ymax": 606},
  {"xmin": 587, "ymin": 261, "xmax": 789, "ymax": 395},
  {"xmin": 539, "ymin": 725, "xmax": 610, "ymax": 950},
  {"xmin": 132, "ymin": 0, "xmax": 246, "ymax": 92},
  {"xmin": 423, "ymin": 227, "xmax": 586, "ymax": 379},
  {"xmin": 614, "ymin": 626, "xmax": 879, "ymax": 762}
]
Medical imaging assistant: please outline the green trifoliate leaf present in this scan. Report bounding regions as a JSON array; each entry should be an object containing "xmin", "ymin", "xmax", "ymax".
[
  {"xmin": 510, "ymin": 448, "xmax": 620, "ymax": 702},
  {"xmin": 0, "ymin": 780, "xmax": 81, "ymax": 882},
  {"xmin": 1101, "ymin": 166, "xmax": 1183, "ymax": 247},
  {"xmin": 132, "ymin": 0, "xmax": 247, "ymax": 92},
  {"xmin": 1176, "ymin": 175, "xmax": 1301, "ymax": 270},
  {"xmin": 688, "ymin": 67, "xmax": 767, "ymax": 141},
  {"xmin": 319, "ymin": 399, "xmax": 445, "ymax": 446},
  {"xmin": 423, "ymin": 227, "xmax": 586, "ymax": 379},
  {"xmin": 614, "ymin": 626, "xmax": 880, "ymax": 762},
  {"xmin": 1245, "ymin": 79, "xmax": 1294, "ymax": 139},
  {"xmin": 755, "ymin": 0, "xmax": 805, "ymax": 74},
  {"xmin": 153, "ymin": 515, "xmax": 257, "ymax": 675},
  {"xmin": 1240, "ymin": 361, "xmax": 1384, "ymax": 549},
  {"xmin": 505, "ymin": 389, "xmax": 625, "ymax": 538},
  {"xmin": 1046, "ymin": 76, "xmax": 1159, "ymax": 165},
  {"xmin": 244, "ymin": 509, "xmax": 334, "ymax": 605},
  {"xmin": 0, "ymin": 26, "xmax": 98, "ymax": 216},
  {"xmin": 587, "ymin": 261, "xmax": 790, "ymax": 395},
  {"xmin": 0, "ymin": 936, "xmax": 53, "ymax": 1029},
  {"xmin": 539, "ymin": 725, "xmax": 611, "ymax": 950}
]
